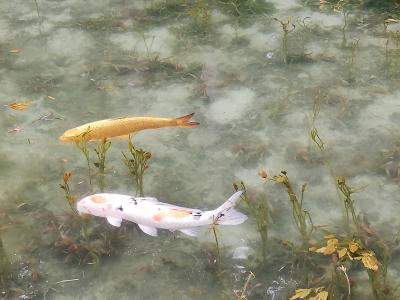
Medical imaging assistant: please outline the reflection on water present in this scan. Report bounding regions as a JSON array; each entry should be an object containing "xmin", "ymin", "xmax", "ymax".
[{"xmin": 1, "ymin": 0, "xmax": 400, "ymax": 299}]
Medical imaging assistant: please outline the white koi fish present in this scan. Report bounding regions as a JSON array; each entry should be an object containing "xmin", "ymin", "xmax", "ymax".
[{"xmin": 76, "ymin": 191, "xmax": 247, "ymax": 237}]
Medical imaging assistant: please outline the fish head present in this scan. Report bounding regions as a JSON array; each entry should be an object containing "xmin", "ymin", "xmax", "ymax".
[
  {"xmin": 59, "ymin": 128, "xmax": 80, "ymax": 142},
  {"xmin": 76, "ymin": 194, "xmax": 117, "ymax": 217},
  {"xmin": 59, "ymin": 126, "xmax": 91, "ymax": 142}
]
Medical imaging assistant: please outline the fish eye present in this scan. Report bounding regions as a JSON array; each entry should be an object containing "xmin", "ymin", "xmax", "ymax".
[{"xmin": 128, "ymin": 197, "xmax": 138, "ymax": 205}]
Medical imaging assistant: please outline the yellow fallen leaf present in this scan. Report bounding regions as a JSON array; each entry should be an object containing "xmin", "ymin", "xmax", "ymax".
[
  {"xmin": 315, "ymin": 246, "xmax": 327, "ymax": 254},
  {"xmin": 360, "ymin": 253, "xmax": 379, "ymax": 271},
  {"xmin": 10, "ymin": 48, "xmax": 21, "ymax": 53},
  {"xmin": 337, "ymin": 248, "xmax": 347, "ymax": 258},
  {"xmin": 47, "ymin": 95, "xmax": 56, "ymax": 100},
  {"xmin": 348, "ymin": 241, "xmax": 359, "ymax": 253},
  {"xmin": 311, "ymin": 291, "xmax": 328, "ymax": 300},
  {"xmin": 274, "ymin": 175, "xmax": 286, "ymax": 183},
  {"xmin": 324, "ymin": 238, "xmax": 338, "ymax": 255},
  {"xmin": 315, "ymin": 238, "xmax": 338, "ymax": 255},
  {"xmin": 7, "ymin": 100, "xmax": 32, "ymax": 110},
  {"xmin": 289, "ymin": 288, "xmax": 312, "ymax": 300}
]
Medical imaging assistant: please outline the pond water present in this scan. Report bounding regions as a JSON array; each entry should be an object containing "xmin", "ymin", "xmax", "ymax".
[{"xmin": 1, "ymin": 0, "xmax": 400, "ymax": 299}]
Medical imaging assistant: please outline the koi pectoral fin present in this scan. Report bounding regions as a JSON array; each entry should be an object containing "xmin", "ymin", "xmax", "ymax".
[
  {"xmin": 179, "ymin": 227, "xmax": 201, "ymax": 237},
  {"xmin": 138, "ymin": 224, "xmax": 158, "ymax": 237},
  {"xmin": 107, "ymin": 216, "xmax": 123, "ymax": 227}
]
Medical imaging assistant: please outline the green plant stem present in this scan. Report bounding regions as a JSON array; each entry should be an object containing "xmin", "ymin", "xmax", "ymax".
[
  {"xmin": 34, "ymin": 0, "xmax": 42, "ymax": 34},
  {"xmin": 274, "ymin": 173, "xmax": 312, "ymax": 247},
  {"xmin": 94, "ymin": 138, "xmax": 111, "ymax": 192},
  {"xmin": 211, "ymin": 224, "xmax": 220, "ymax": 265},
  {"xmin": 122, "ymin": 136, "xmax": 151, "ymax": 197},
  {"xmin": 75, "ymin": 140, "xmax": 92, "ymax": 190},
  {"xmin": 0, "ymin": 237, "xmax": 11, "ymax": 292},
  {"xmin": 235, "ymin": 181, "xmax": 269, "ymax": 259}
]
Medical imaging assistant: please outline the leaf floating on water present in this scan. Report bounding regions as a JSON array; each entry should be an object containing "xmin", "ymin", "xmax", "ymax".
[
  {"xmin": 8, "ymin": 126, "xmax": 23, "ymax": 133},
  {"xmin": 314, "ymin": 238, "xmax": 338, "ymax": 255},
  {"xmin": 310, "ymin": 291, "xmax": 328, "ymax": 300},
  {"xmin": 355, "ymin": 252, "xmax": 379, "ymax": 271},
  {"xmin": 274, "ymin": 175, "xmax": 286, "ymax": 183},
  {"xmin": 10, "ymin": 48, "xmax": 21, "ymax": 53},
  {"xmin": 7, "ymin": 100, "xmax": 32, "ymax": 110},
  {"xmin": 337, "ymin": 247, "xmax": 347, "ymax": 258},
  {"xmin": 348, "ymin": 241, "xmax": 359, "ymax": 253},
  {"xmin": 289, "ymin": 288, "xmax": 312, "ymax": 300}
]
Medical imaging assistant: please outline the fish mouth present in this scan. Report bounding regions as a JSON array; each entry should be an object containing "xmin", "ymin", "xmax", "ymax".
[{"xmin": 59, "ymin": 134, "xmax": 70, "ymax": 141}]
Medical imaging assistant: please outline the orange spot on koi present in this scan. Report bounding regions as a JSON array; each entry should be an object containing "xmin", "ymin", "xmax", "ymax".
[
  {"xmin": 152, "ymin": 209, "xmax": 191, "ymax": 221},
  {"xmin": 90, "ymin": 195, "xmax": 108, "ymax": 203}
]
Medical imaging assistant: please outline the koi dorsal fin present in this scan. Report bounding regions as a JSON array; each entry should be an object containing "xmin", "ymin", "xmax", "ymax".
[{"xmin": 136, "ymin": 197, "xmax": 159, "ymax": 203}]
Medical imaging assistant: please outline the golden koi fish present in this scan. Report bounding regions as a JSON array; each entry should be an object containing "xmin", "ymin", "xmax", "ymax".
[{"xmin": 59, "ymin": 113, "xmax": 199, "ymax": 142}]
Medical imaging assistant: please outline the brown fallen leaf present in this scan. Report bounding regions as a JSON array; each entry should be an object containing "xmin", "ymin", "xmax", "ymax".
[
  {"xmin": 8, "ymin": 126, "xmax": 23, "ymax": 133},
  {"xmin": 7, "ymin": 100, "xmax": 32, "ymax": 110},
  {"xmin": 10, "ymin": 48, "xmax": 21, "ymax": 53}
]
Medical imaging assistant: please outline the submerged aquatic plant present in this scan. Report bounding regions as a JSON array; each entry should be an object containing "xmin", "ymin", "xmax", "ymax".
[
  {"xmin": 0, "ymin": 236, "xmax": 11, "ymax": 292},
  {"xmin": 210, "ymin": 216, "xmax": 221, "ymax": 266},
  {"xmin": 58, "ymin": 172, "xmax": 113, "ymax": 264},
  {"xmin": 272, "ymin": 171, "xmax": 313, "ymax": 247},
  {"xmin": 33, "ymin": 0, "xmax": 42, "ymax": 34},
  {"xmin": 335, "ymin": 176, "xmax": 361, "ymax": 232},
  {"xmin": 59, "ymin": 171, "xmax": 77, "ymax": 214},
  {"xmin": 235, "ymin": 271, "xmax": 255, "ymax": 300},
  {"xmin": 383, "ymin": 18, "xmax": 400, "ymax": 78},
  {"xmin": 274, "ymin": 17, "xmax": 295, "ymax": 64},
  {"xmin": 52, "ymin": 174, "xmax": 127, "ymax": 264},
  {"xmin": 51, "ymin": 215, "xmax": 125, "ymax": 265},
  {"xmin": 186, "ymin": 0, "xmax": 212, "ymax": 37},
  {"xmin": 93, "ymin": 138, "xmax": 112, "ymax": 192},
  {"xmin": 308, "ymin": 233, "xmax": 397, "ymax": 300},
  {"xmin": 218, "ymin": 0, "xmax": 274, "ymax": 20},
  {"xmin": 122, "ymin": 136, "xmax": 151, "ymax": 197},
  {"xmin": 74, "ymin": 128, "xmax": 92, "ymax": 188},
  {"xmin": 234, "ymin": 181, "xmax": 269, "ymax": 259},
  {"xmin": 145, "ymin": 0, "xmax": 187, "ymax": 24}
]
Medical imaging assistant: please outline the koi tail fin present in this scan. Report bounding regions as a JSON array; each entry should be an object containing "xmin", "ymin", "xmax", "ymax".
[
  {"xmin": 175, "ymin": 113, "xmax": 200, "ymax": 128},
  {"xmin": 212, "ymin": 191, "xmax": 248, "ymax": 225}
]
